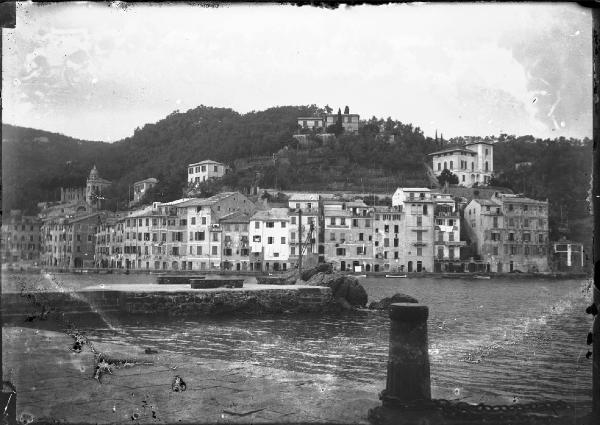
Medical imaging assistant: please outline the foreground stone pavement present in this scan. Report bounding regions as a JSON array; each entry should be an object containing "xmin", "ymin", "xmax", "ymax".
[{"xmin": 2, "ymin": 326, "xmax": 380, "ymax": 424}]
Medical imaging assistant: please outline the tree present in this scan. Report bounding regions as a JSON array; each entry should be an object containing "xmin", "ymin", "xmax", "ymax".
[
  {"xmin": 324, "ymin": 104, "xmax": 333, "ymax": 114},
  {"xmin": 344, "ymin": 105, "xmax": 349, "ymax": 114},
  {"xmin": 437, "ymin": 169, "xmax": 459, "ymax": 186}
]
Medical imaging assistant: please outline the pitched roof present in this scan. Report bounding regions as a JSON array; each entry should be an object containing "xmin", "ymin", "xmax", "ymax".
[
  {"xmin": 188, "ymin": 159, "xmax": 224, "ymax": 167},
  {"xmin": 428, "ymin": 147, "xmax": 477, "ymax": 156},
  {"xmin": 219, "ymin": 211, "xmax": 251, "ymax": 223},
  {"xmin": 250, "ymin": 208, "xmax": 289, "ymax": 221},
  {"xmin": 288, "ymin": 193, "xmax": 320, "ymax": 202},
  {"xmin": 175, "ymin": 192, "xmax": 238, "ymax": 208}
]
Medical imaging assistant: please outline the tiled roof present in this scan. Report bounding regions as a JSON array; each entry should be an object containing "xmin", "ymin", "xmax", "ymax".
[
  {"xmin": 176, "ymin": 192, "xmax": 238, "ymax": 208},
  {"xmin": 250, "ymin": 208, "xmax": 289, "ymax": 221},
  {"xmin": 188, "ymin": 159, "xmax": 224, "ymax": 167},
  {"xmin": 219, "ymin": 211, "xmax": 251, "ymax": 223},
  {"xmin": 427, "ymin": 147, "xmax": 477, "ymax": 156},
  {"xmin": 288, "ymin": 193, "xmax": 320, "ymax": 201}
]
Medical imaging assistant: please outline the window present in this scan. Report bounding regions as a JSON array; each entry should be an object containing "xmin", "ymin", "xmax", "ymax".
[
  {"xmin": 291, "ymin": 247, "xmax": 296, "ymax": 255},
  {"xmin": 266, "ymin": 222, "xmax": 274, "ymax": 228},
  {"xmin": 281, "ymin": 222, "xmax": 286, "ymax": 228},
  {"xmin": 353, "ymin": 219, "xmax": 358, "ymax": 227},
  {"xmin": 359, "ymin": 233, "xmax": 364, "ymax": 241},
  {"xmin": 416, "ymin": 247, "xmax": 422, "ymax": 256},
  {"xmin": 416, "ymin": 216, "xmax": 422, "ymax": 226},
  {"xmin": 191, "ymin": 217, "xmax": 196, "ymax": 225},
  {"xmin": 281, "ymin": 237, "xmax": 286, "ymax": 244},
  {"xmin": 214, "ymin": 165, "xmax": 218, "ymax": 172},
  {"xmin": 268, "ymin": 237, "xmax": 274, "ymax": 244},
  {"xmin": 197, "ymin": 246, "xmax": 202, "ymax": 255},
  {"xmin": 524, "ymin": 219, "xmax": 529, "ymax": 227},
  {"xmin": 212, "ymin": 246, "xmax": 217, "ymax": 255},
  {"xmin": 330, "ymin": 232, "xmax": 336, "ymax": 241},
  {"xmin": 330, "ymin": 217, "xmax": 336, "ymax": 225},
  {"xmin": 417, "ymin": 232, "xmax": 423, "ymax": 242},
  {"xmin": 357, "ymin": 246, "xmax": 365, "ymax": 255},
  {"xmin": 212, "ymin": 233, "xmax": 218, "ymax": 242},
  {"xmin": 291, "ymin": 232, "xmax": 296, "ymax": 241},
  {"xmin": 336, "ymin": 248, "xmax": 346, "ymax": 256},
  {"xmin": 340, "ymin": 218, "xmax": 346, "ymax": 225},
  {"xmin": 493, "ymin": 217, "xmax": 498, "ymax": 228},
  {"xmin": 539, "ymin": 234, "xmax": 544, "ymax": 243},
  {"xmin": 450, "ymin": 161, "xmax": 453, "ymax": 169},
  {"xmin": 508, "ymin": 204, "xmax": 513, "ymax": 211},
  {"xmin": 201, "ymin": 165, "xmax": 206, "ymax": 172},
  {"xmin": 508, "ymin": 233, "xmax": 514, "ymax": 241},
  {"xmin": 384, "ymin": 238, "xmax": 389, "ymax": 247},
  {"xmin": 291, "ymin": 217, "xmax": 296, "ymax": 225},
  {"xmin": 509, "ymin": 218, "xmax": 514, "ymax": 227}
]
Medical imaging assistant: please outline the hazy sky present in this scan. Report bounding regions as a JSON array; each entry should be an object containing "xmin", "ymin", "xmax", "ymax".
[{"xmin": 2, "ymin": 2, "xmax": 592, "ymax": 142}]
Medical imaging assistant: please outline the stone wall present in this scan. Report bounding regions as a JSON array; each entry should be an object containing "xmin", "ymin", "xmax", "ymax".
[
  {"xmin": 1, "ymin": 286, "xmax": 335, "ymax": 319},
  {"xmin": 119, "ymin": 287, "xmax": 334, "ymax": 316}
]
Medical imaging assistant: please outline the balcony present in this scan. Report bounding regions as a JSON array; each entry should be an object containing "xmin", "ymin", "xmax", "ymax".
[
  {"xmin": 412, "ymin": 241, "xmax": 428, "ymax": 247},
  {"xmin": 434, "ymin": 240, "xmax": 466, "ymax": 247}
]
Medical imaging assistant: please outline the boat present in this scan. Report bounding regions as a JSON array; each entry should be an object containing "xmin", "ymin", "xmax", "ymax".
[
  {"xmin": 385, "ymin": 274, "xmax": 407, "ymax": 278},
  {"xmin": 474, "ymin": 275, "xmax": 491, "ymax": 280},
  {"xmin": 354, "ymin": 274, "xmax": 367, "ymax": 278}
]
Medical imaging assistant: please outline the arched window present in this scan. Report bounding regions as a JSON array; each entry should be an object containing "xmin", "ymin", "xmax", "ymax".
[
  {"xmin": 444, "ymin": 161, "xmax": 447, "ymax": 170},
  {"xmin": 450, "ymin": 161, "xmax": 453, "ymax": 169},
  {"xmin": 437, "ymin": 163, "xmax": 441, "ymax": 171},
  {"xmin": 485, "ymin": 161, "xmax": 489, "ymax": 171}
]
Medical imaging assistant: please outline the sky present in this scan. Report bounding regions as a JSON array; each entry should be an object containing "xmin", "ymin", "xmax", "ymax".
[{"xmin": 2, "ymin": 2, "xmax": 592, "ymax": 142}]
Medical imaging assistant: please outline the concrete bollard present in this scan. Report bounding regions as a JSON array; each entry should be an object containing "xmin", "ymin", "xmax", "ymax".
[{"xmin": 381, "ymin": 303, "xmax": 431, "ymax": 406}]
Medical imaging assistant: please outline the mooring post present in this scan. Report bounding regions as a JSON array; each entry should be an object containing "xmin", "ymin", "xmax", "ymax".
[{"xmin": 381, "ymin": 303, "xmax": 431, "ymax": 406}]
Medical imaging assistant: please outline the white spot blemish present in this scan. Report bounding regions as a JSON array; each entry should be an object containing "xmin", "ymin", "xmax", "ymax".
[{"xmin": 560, "ymin": 121, "xmax": 566, "ymax": 128}]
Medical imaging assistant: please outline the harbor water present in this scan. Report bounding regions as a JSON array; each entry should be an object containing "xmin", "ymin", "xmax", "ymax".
[{"xmin": 3, "ymin": 273, "xmax": 593, "ymax": 405}]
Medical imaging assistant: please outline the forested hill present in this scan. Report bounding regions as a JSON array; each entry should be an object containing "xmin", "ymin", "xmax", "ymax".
[{"xmin": 1, "ymin": 105, "xmax": 319, "ymax": 213}]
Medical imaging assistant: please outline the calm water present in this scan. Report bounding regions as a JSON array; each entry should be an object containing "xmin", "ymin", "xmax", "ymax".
[{"xmin": 5, "ymin": 273, "xmax": 594, "ymax": 404}]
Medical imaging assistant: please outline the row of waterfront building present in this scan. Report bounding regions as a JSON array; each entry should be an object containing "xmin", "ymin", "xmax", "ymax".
[{"xmin": 1, "ymin": 185, "xmax": 585, "ymax": 274}]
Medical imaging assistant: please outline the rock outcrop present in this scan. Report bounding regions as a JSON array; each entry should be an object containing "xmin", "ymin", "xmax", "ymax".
[
  {"xmin": 305, "ymin": 271, "xmax": 368, "ymax": 308},
  {"xmin": 368, "ymin": 293, "xmax": 418, "ymax": 310}
]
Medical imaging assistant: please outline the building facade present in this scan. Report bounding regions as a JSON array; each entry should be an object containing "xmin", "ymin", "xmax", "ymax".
[
  {"xmin": 41, "ymin": 212, "xmax": 106, "ymax": 268},
  {"xmin": 392, "ymin": 188, "xmax": 435, "ymax": 272},
  {"xmin": 1, "ymin": 211, "xmax": 42, "ymax": 266},
  {"xmin": 432, "ymin": 193, "xmax": 465, "ymax": 272},
  {"xmin": 187, "ymin": 160, "xmax": 227, "ymax": 185},
  {"xmin": 325, "ymin": 113, "xmax": 360, "ymax": 134},
  {"xmin": 297, "ymin": 117, "xmax": 325, "ymax": 131},
  {"xmin": 464, "ymin": 193, "xmax": 549, "ymax": 272},
  {"xmin": 429, "ymin": 142, "xmax": 493, "ymax": 187},
  {"xmin": 249, "ymin": 208, "xmax": 290, "ymax": 272},
  {"xmin": 132, "ymin": 178, "xmax": 158, "ymax": 205},
  {"xmin": 287, "ymin": 194, "xmax": 320, "ymax": 268},
  {"xmin": 219, "ymin": 212, "xmax": 251, "ymax": 272}
]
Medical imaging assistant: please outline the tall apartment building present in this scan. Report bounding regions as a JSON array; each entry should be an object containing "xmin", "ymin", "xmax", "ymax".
[
  {"xmin": 464, "ymin": 193, "xmax": 549, "ymax": 272},
  {"xmin": 41, "ymin": 211, "xmax": 107, "ymax": 268},
  {"xmin": 179, "ymin": 192, "xmax": 256, "ymax": 271},
  {"xmin": 219, "ymin": 212, "xmax": 251, "ymax": 272},
  {"xmin": 373, "ymin": 206, "xmax": 403, "ymax": 273},
  {"xmin": 323, "ymin": 199, "xmax": 374, "ymax": 272},
  {"xmin": 287, "ymin": 194, "xmax": 320, "ymax": 268},
  {"xmin": 1, "ymin": 210, "xmax": 42, "ymax": 265},
  {"xmin": 249, "ymin": 208, "xmax": 290, "ymax": 272},
  {"xmin": 432, "ymin": 193, "xmax": 465, "ymax": 272},
  {"xmin": 392, "ymin": 188, "xmax": 435, "ymax": 272}
]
